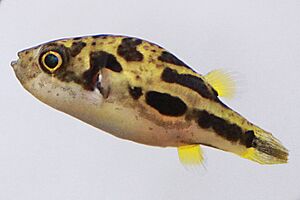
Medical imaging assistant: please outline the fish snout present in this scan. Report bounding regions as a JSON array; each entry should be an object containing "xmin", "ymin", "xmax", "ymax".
[
  {"xmin": 11, "ymin": 50, "xmax": 24, "ymax": 70},
  {"xmin": 11, "ymin": 49, "xmax": 28, "ymax": 70},
  {"xmin": 11, "ymin": 60, "xmax": 18, "ymax": 70}
]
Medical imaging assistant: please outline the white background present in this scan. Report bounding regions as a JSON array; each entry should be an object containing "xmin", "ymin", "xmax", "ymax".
[{"xmin": 1, "ymin": 0, "xmax": 300, "ymax": 199}]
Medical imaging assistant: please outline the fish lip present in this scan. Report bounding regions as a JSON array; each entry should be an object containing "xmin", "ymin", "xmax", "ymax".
[
  {"xmin": 11, "ymin": 60, "xmax": 18, "ymax": 70},
  {"xmin": 11, "ymin": 50, "xmax": 22, "ymax": 70}
]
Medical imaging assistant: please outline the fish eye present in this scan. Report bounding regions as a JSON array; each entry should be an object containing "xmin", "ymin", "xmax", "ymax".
[{"xmin": 40, "ymin": 51, "xmax": 63, "ymax": 73}]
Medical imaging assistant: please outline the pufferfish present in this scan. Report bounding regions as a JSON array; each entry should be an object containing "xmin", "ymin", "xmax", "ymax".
[{"xmin": 11, "ymin": 34, "xmax": 288, "ymax": 165}]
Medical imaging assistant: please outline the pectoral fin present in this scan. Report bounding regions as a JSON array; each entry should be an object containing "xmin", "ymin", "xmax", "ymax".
[{"xmin": 177, "ymin": 145, "xmax": 204, "ymax": 166}]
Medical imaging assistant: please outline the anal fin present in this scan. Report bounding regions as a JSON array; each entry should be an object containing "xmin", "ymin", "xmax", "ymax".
[{"xmin": 177, "ymin": 145, "xmax": 204, "ymax": 166}]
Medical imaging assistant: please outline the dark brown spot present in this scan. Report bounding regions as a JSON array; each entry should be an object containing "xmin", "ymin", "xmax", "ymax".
[
  {"xmin": 158, "ymin": 51, "xmax": 192, "ymax": 70},
  {"xmin": 56, "ymin": 70, "xmax": 82, "ymax": 84},
  {"xmin": 83, "ymin": 71, "xmax": 100, "ymax": 91},
  {"xmin": 73, "ymin": 36, "xmax": 83, "ymax": 40},
  {"xmin": 69, "ymin": 41, "xmax": 86, "ymax": 57},
  {"xmin": 91, "ymin": 42, "xmax": 96, "ymax": 46},
  {"xmin": 196, "ymin": 110, "xmax": 243, "ymax": 143},
  {"xmin": 197, "ymin": 110, "xmax": 212, "ymax": 129},
  {"xmin": 161, "ymin": 67, "xmax": 217, "ymax": 101},
  {"xmin": 117, "ymin": 37, "xmax": 143, "ymax": 61},
  {"xmin": 145, "ymin": 91, "xmax": 187, "ymax": 116},
  {"xmin": 28, "ymin": 57, "xmax": 33, "ymax": 62},
  {"xmin": 92, "ymin": 34, "xmax": 109, "ymax": 39},
  {"xmin": 241, "ymin": 130, "xmax": 256, "ymax": 148},
  {"xmin": 128, "ymin": 86, "xmax": 143, "ymax": 100},
  {"xmin": 227, "ymin": 124, "xmax": 244, "ymax": 142},
  {"xmin": 83, "ymin": 51, "xmax": 122, "ymax": 90}
]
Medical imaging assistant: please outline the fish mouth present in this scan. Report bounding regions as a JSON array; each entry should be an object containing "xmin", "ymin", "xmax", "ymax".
[
  {"xmin": 11, "ymin": 60, "xmax": 18, "ymax": 70},
  {"xmin": 11, "ymin": 50, "xmax": 24, "ymax": 70}
]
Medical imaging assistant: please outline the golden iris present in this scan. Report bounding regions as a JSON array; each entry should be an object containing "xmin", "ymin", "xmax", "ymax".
[{"xmin": 41, "ymin": 51, "xmax": 63, "ymax": 73}]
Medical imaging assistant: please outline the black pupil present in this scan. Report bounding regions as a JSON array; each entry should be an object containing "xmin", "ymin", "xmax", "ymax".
[{"xmin": 44, "ymin": 53, "xmax": 59, "ymax": 69}]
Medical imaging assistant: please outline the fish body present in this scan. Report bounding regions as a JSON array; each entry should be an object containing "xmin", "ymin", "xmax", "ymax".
[{"xmin": 11, "ymin": 34, "xmax": 288, "ymax": 165}]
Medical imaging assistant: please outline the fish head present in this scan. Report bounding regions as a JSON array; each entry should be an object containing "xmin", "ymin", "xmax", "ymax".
[{"xmin": 11, "ymin": 39, "xmax": 105, "ymax": 122}]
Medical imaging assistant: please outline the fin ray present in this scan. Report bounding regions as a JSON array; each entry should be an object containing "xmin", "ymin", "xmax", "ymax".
[
  {"xmin": 241, "ymin": 130, "xmax": 288, "ymax": 165},
  {"xmin": 177, "ymin": 145, "xmax": 204, "ymax": 166},
  {"xmin": 204, "ymin": 69, "xmax": 236, "ymax": 99}
]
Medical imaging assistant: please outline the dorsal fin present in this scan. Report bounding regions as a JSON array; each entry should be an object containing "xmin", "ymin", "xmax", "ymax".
[
  {"xmin": 177, "ymin": 145, "xmax": 204, "ymax": 166},
  {"xmin": 204, "ymin": 69, "xmax": 236, "ymax": 99}
]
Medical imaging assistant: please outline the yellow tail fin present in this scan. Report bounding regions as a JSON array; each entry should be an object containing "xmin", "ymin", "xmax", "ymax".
[{"xmin": 241, "ymin": 130, "xmax": 288, "ymax": 165}]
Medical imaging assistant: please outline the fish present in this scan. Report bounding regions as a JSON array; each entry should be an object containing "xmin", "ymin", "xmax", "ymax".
[{"xmin": 11, "ymin": 34, "xmax": 288, "ymax": 165}]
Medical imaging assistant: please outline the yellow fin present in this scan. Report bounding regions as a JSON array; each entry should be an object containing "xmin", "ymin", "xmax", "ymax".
[
  {"xmin": 241, "ymin": 147, "xmax": 288, "ymax": 165},
  {"xmin": 204, "ymin": 69, "xmax": 236, "ymax": 98},
  {"xmin": 240, "ymin": 129, "xmax": 288, "ymax": 165},
  {"xmin": 177, "ymin": 145, "xmax": 204, "ymax": 166}
]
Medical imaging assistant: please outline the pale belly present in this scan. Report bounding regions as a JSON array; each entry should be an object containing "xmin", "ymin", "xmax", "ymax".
[
  {"xmin": 89, "ymin": 101, "xmax": 191, "ymax": 147},
  {"xmin": 86, "ymin": 101, "xmax": 247, "ymax": 156}
]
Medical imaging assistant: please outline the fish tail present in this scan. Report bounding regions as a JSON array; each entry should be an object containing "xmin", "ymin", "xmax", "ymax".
[{"xmin": 241, "ymin": 129, "xmax": 288, "ymax": 165}]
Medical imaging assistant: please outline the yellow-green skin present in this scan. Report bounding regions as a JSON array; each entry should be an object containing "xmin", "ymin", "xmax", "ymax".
[{"xmin": 11, "ymin": 35, "xmax": 288, "ymax": 164}]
